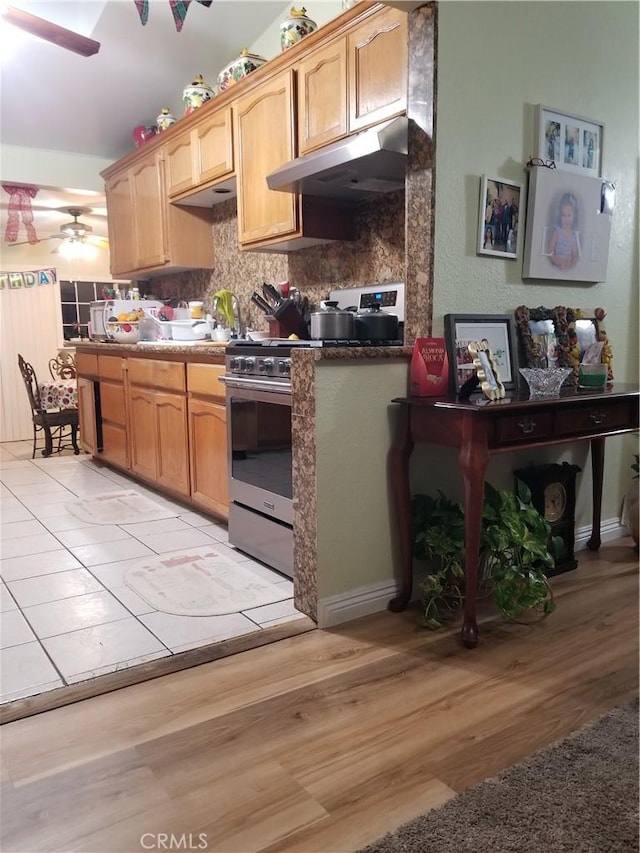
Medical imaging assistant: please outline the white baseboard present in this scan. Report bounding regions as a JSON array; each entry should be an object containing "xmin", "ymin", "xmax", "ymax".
[{"xmin": 318, "ymin": 516, "xmax": 627, "ymax": 628}]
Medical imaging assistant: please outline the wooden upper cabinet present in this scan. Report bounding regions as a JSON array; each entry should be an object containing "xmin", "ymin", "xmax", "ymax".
[
  {"xmin": 104, "ymin": 171, "xmax": 137, "ymax": 277},
  {"xmin": 165, "ymin": 130, "xmax": 194, "ymax": 197},
  {"xmin": 130, "ymin": 150, "xmax": 168, "ymax": 269},
  {"xmin": 234, "ymin": 69, "xmax": 298, "ymax": 246},
  {"xmin": 195, "ymin": 106, "xmax": 234, "ymax": 185},
  {"xmin": 234, "ymin": 69, "xmax": 299, "ymax": 245},
  {"xmin": 165, "ymin": 105, "xmax": 234, "ymax": 199},
  {"xmin": 348, "ymin": 6, "xmax": 407, "ymax": 133},
  {"xmin": 297, "ymin": 37, "xmax": 348, "ymax": 155}
]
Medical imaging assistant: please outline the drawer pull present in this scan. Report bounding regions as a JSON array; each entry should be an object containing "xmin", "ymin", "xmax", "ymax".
[
  {"xmin": 589, "ymin": 411, "xmax": 606, "ymax": 425},
  {"xmin": 518, "ymin": 418, "xmax": 536, "ymax": 434}
]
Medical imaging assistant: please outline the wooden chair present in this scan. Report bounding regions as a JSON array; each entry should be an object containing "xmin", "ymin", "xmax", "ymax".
[
  {"xmin": 49, "ymin": 352, "xmax": 77, "ymax": 380},
  {"xmin": 17, "ymin": 354, "xmax": 79, "ymax": 458}
]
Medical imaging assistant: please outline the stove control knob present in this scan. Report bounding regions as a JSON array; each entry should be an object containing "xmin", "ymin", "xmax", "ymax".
[
  {"xmin": 259, "ymin": 358, "xmax": 275, "ymax": 374},
  {"xmin": 230, "ymin": 357, "xmax": 243, "ymax": 371},
  {"xmin": 278, "ymin": 359, "xmax": 291, "ymax": 375},
  {"xmin": 243, "ymin": 357, "xmax": 256, "ymax": 372}
]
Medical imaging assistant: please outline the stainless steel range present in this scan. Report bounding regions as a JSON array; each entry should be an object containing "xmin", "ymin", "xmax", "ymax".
[{"xmin": 221, "ymin": 283, "xmax": 405, "ymax": 578}]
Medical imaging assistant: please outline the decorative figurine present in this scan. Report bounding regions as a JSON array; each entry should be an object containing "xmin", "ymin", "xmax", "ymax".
[
  {"xmin": 280, "ymin": 6, "xmax": 317, "ymax": 51},
  {"xmin": 132, "ymin": 125, "xmax": 158, "ymax": 148},
  {"xmin": 217, "ymin": 49, "xmax": 267, "ymax": 91},
  {"xmin": 182, "ymin": 75, "xmax": 214, "ymax": 115},
  {"xmin": 156, "ymin": 108, "xmax": 177, "ymax": 132}
]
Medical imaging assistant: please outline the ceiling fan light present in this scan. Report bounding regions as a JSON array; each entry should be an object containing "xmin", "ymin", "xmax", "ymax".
[{"xmin": 59, "ymin": 238, "xmax": 97, "ymax": 260}]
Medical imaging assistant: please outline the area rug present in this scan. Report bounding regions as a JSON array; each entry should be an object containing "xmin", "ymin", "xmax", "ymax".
[
  {"xmin": 124, "ymin": 547, "xmax": 290, "ymax": 616},
  {"xmin": 359, "ymin": 698, "xmax": 639, "ymax": 853},
  {"xmin": 67, "ymin": 490, "xmax": 179, "ymax": 525}
]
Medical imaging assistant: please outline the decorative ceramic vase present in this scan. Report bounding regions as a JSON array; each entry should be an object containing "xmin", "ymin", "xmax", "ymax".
[
  {"xmin": 156, "ymin": 107, "xmax": 177, "ymax": 132},
  {"xmin": 217, "ymin": 49, "xmax": 267, "ymax": 91},
  {"xmin": 182, "ymin": 75, "xmax": 214, "ymax": 116},
  {"xmin": 280, "ymin": 6, "xmax": 317, "ymax": 51}
]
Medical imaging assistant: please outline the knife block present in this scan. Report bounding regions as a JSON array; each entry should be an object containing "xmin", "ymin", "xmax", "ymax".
[
  {"xmin": 267, "ymin": 317, "xmax": 289, "ymax": 339},
  {"xmin": 273, "ymin": 299, "xmax": 310, "ymax": 339}
]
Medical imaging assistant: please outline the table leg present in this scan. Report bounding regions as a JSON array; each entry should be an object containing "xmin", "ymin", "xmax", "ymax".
[
  {"xmin": 587, "ymin": 436, "xmax": 604, "ymax": 551},
  {"xmin": 459, "ymin": 418, "xmax": 489, "ymax": 648},
  {"xmin": 388, "ymin": 405, "xmax": 414, "ymax": 612}
]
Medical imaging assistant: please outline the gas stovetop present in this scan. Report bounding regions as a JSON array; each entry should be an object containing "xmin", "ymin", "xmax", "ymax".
[{"xmin": 227, "ymin": 338, "xmax": 403, "ymax": 353}]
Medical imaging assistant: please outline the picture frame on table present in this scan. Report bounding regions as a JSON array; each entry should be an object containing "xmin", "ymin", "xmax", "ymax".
[
  {"xmin": 535, "ymin": 105, "xmax": 604, "ymax": 178},
  {"xmin": 468, "ymin": 340, "xmax": 505, "ymax": 401},
  {"xmin": 477, "ymin": 176, "xmax": 522, "ymax": 259},
  {"xmin": 444, "ymin": 313, "xmax": 518, "ymax": 395}
]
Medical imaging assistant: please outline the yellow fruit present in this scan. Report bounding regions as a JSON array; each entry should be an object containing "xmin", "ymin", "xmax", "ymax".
[
  {"xmin": 117, "ymin": 312, "xmax": 129, "ymax": 321},
  {"xmin": 288, "ymin": 333, "xmax": 300, "ymax": 340}
]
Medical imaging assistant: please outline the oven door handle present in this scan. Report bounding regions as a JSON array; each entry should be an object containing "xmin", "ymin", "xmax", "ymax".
[{"xmin": 220, "ymin": 375, "xmax": 292, "ymax": 395}]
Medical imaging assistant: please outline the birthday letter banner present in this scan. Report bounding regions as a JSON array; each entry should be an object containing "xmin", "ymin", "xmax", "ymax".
[{"xmin": 0, "ymin": 269, "xmax": 57, "ymax": 290}]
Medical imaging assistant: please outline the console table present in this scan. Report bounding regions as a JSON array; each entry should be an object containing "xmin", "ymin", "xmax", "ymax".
[{"xmin": 389, "ymin": 383, "xmax": 639, "ymax": 647}]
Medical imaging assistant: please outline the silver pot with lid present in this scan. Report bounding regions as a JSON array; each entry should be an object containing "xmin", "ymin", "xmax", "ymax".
[{"xmin": 310, "ymin": 301, "xmax": 355, "ymax": 340}]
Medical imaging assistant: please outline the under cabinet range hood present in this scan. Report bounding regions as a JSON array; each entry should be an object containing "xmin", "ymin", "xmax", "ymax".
[{"xmin": 267, "ymin": 116, "xmax": 408, "ymax": 201}]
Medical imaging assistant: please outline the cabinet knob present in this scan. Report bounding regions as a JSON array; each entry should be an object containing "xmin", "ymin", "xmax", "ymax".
[{"xmin": 589, "ymin": 411, "xmax": 606, "ymax": 425}]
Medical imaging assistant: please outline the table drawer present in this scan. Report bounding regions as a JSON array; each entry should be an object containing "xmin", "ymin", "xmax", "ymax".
[
  {"xmin": 128, "ymin": 358, "xmax": 186, "ymax": 392},
  {"xmin": 98, "ymin": 355, "xmax": 124, "ymax": 381},
  {"xmin": 555, "ymin": 402, "xmax": 633, "ymax": 435},
  {"xmin": 76, "ymin": 352, "xmax": 98, "ymax": 377},
  {"xmin": 187, "ymin": 363, "xmax": 226, "ymax": 401},
  {"xmin": 495, "ymin": 412, "xmax": 553, "ymax": 444}
]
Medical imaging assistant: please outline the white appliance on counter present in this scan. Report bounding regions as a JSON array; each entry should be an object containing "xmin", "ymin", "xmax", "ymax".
[{"xmin": 88, "ymin": 299, "xmax": 163, "ymax": 341}]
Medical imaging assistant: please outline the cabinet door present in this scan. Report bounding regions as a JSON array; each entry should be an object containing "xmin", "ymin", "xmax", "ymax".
[
  {"xmin": 77, "ymin": 377, "xmax": 98, "ymax": 455},
  {"xmin": 297, "ymin": 37, "xmax": 348, "ymax": 155},
  {"xmin": 165, "ymin": 131, "xmax": 195, "ymax": 197},
  {"xmin": 195, "ymin": 105, "xmax": 234, "ymax": 184},
  {"xmin": 99, "ymin": 380, "xmax": 128, "ymax": 469},
  {"xmin": 188, "ymin": 398, "xmax": 228, "ymax": 518},
  {"xmin": 104, "ymin": 172, "xmax": 137, "ymax": 276},
  {"xmin": 235, "ymin": 69, "xmax": 298, "ymax": 245},
  {"xmin": 129, "ymin": 387, "xmax": 157, "ymax": 482},
  {"xmin": 130, "ymin": 151, "xmax": 168, "ymax": 269},
  {"xmin": 156, "ymin": 393, "xmax": 190, "ymax": 496},
  {"xmin": 348, "ymin": 7, "xmax": 407, "ymax": 132}
]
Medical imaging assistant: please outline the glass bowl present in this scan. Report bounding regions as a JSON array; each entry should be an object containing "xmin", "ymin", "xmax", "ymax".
[{"xmin": 519, "ymin": 367, "xmax": 573, "ymax": 397}]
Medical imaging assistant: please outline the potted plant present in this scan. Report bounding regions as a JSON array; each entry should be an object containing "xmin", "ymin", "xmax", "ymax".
[{"xmin": 411, "ymin": 480, "xmax": 557, "ymax": 630}]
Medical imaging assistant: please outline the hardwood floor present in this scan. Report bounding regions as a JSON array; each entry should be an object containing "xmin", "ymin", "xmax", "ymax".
[{"xmin": 1, "ymin": 541, "xmax": 638, "ymax": 853}]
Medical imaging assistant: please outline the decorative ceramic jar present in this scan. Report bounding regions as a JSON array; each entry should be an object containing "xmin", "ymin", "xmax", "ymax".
[
  {"xmin": 217, "ymin": 48, "xmax": 267, "ymax": 91},
  {"xmin": 182, "ymin": 75, "xmax": 214, "ymax": 116},
  {"xmin": 156, "ymin": 107, "xmax": 177, "ymax": 132},
  {"xmin": 280, "ymin": 7, "xmax": 317, "ymax": 51}
]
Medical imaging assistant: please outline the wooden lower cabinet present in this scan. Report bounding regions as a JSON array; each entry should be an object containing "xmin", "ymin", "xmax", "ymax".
[
  {"xmin": 129, "ymin": 387, "xmax": 159, "ymax": 483},
  {"xmin": 77, "ymin": 377, "xmax": 98, "ymax": 455},
  {"xmin": 188, "ymin": 397, "xmax": 228, "ymax": 518},
  {"xmin": 99, "ymin": 377, "xmax": 128, "ymax": 468},
  {"xmin": 156, "ymin": 393, "xmax": 190, "ymax": 496}
]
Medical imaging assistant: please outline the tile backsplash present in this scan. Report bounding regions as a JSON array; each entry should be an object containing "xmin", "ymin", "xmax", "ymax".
[{"xmin": 145, "ymin": 191, "xmax": 405, "ymax": 332}]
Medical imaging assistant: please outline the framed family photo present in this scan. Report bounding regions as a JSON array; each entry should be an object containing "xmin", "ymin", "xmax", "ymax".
[
  {"xmin": 477, "ymin": 176, "xmax": 522, "ymax": 259},
  {"xmin": 444, "ymin": 313, "xmax": 518, "ymax": 394},
  {"xmin": 535, "ymin": 105, "xmax": 604, "ymax": 178}
]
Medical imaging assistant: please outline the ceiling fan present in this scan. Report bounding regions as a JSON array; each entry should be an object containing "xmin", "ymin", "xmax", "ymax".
[
  {"xmin": 6, "ymin": 207, "xmax": 109, "ymax": 250},
  {"xmin": 1, "ymin": 6, "xmax": 100, "ymax": 57}
]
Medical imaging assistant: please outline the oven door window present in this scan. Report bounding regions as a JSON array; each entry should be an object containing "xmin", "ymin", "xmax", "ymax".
[{"xmin": 229, "ymin": 395, "xmax": 292, "ymax": 499}]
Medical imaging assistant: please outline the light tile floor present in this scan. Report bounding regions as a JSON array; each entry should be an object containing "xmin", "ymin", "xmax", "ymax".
[{"xmin": 0, "ymin": 441, "xmax": 304, "ymax": 704}]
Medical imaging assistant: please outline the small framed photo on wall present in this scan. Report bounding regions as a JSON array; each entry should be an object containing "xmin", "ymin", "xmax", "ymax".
[
  {"xmin": 535, "ymin": 105, "xmax": 604, "ymax": 177},
  {"xmin": 477, "ymin": 176, "xmax": 522, "ymax": 259}
]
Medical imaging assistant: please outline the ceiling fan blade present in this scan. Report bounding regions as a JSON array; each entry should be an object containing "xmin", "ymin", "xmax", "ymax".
[
  {"xmin": 2, "ymin": 6, "xmax": 101, "ymax": 57},
  {"xmin": 5, "ymin": 236, "xmax": 56, "ymax": 247}
]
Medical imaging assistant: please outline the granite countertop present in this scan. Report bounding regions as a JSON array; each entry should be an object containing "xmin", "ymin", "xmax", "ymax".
[
  {"xmin": 293, "ymin": 345, "xmax": 413, "ymax": 363},
  {"xmin": 75, "ymin": 341, "xmax": 228, "ymax": 356}
]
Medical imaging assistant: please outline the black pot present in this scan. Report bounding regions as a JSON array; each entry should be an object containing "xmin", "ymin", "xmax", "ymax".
[{"xmin": 354, "ymin": 305, "xmax": 399, "ymax": 341}]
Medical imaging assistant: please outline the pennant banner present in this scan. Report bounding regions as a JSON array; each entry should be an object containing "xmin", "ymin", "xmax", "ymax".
[{"xmin": 0, "ymin": 269, "xmax": 57, "ymax": 289}]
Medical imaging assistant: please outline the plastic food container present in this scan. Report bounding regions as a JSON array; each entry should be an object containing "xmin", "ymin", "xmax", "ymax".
[{"xmin": 167, "ymin": 320, "xmax": 210, "ymax": 341}]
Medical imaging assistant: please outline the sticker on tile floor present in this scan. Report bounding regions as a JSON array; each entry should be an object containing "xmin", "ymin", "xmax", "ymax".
[
  {"xmin": 124, "ymin": 548, "xmax": 289, "ymax": 616},
  {"xmin": 67, "ymin": 490, "xmax": 178, "ymax": 525}
]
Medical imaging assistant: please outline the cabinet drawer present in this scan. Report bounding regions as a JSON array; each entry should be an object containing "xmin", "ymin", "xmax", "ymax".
[
  {"xmin": 187, "ymin": 363, "xmax": 226, "ymax": 401},
  {"xmin": 98, "ymin": 355, "xmax": 124, "ymax": 381},
  {"xmin": 555, "ymin": 402, "xmax": 632, "ymax": 435},
  {"xmin": 495, "ymin": 412, "xmax": 553, "ymax": 444},
  {"xmin": 128, "ymin": 358, "xmax": 186, "ymax": 392},
  {"xmin": 76, "ymin": 352, "xmax": 98, "ymax": 377},
  {"xmin": 100, "ymin": 381, "xmax": 126, "ymax": 426}
]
